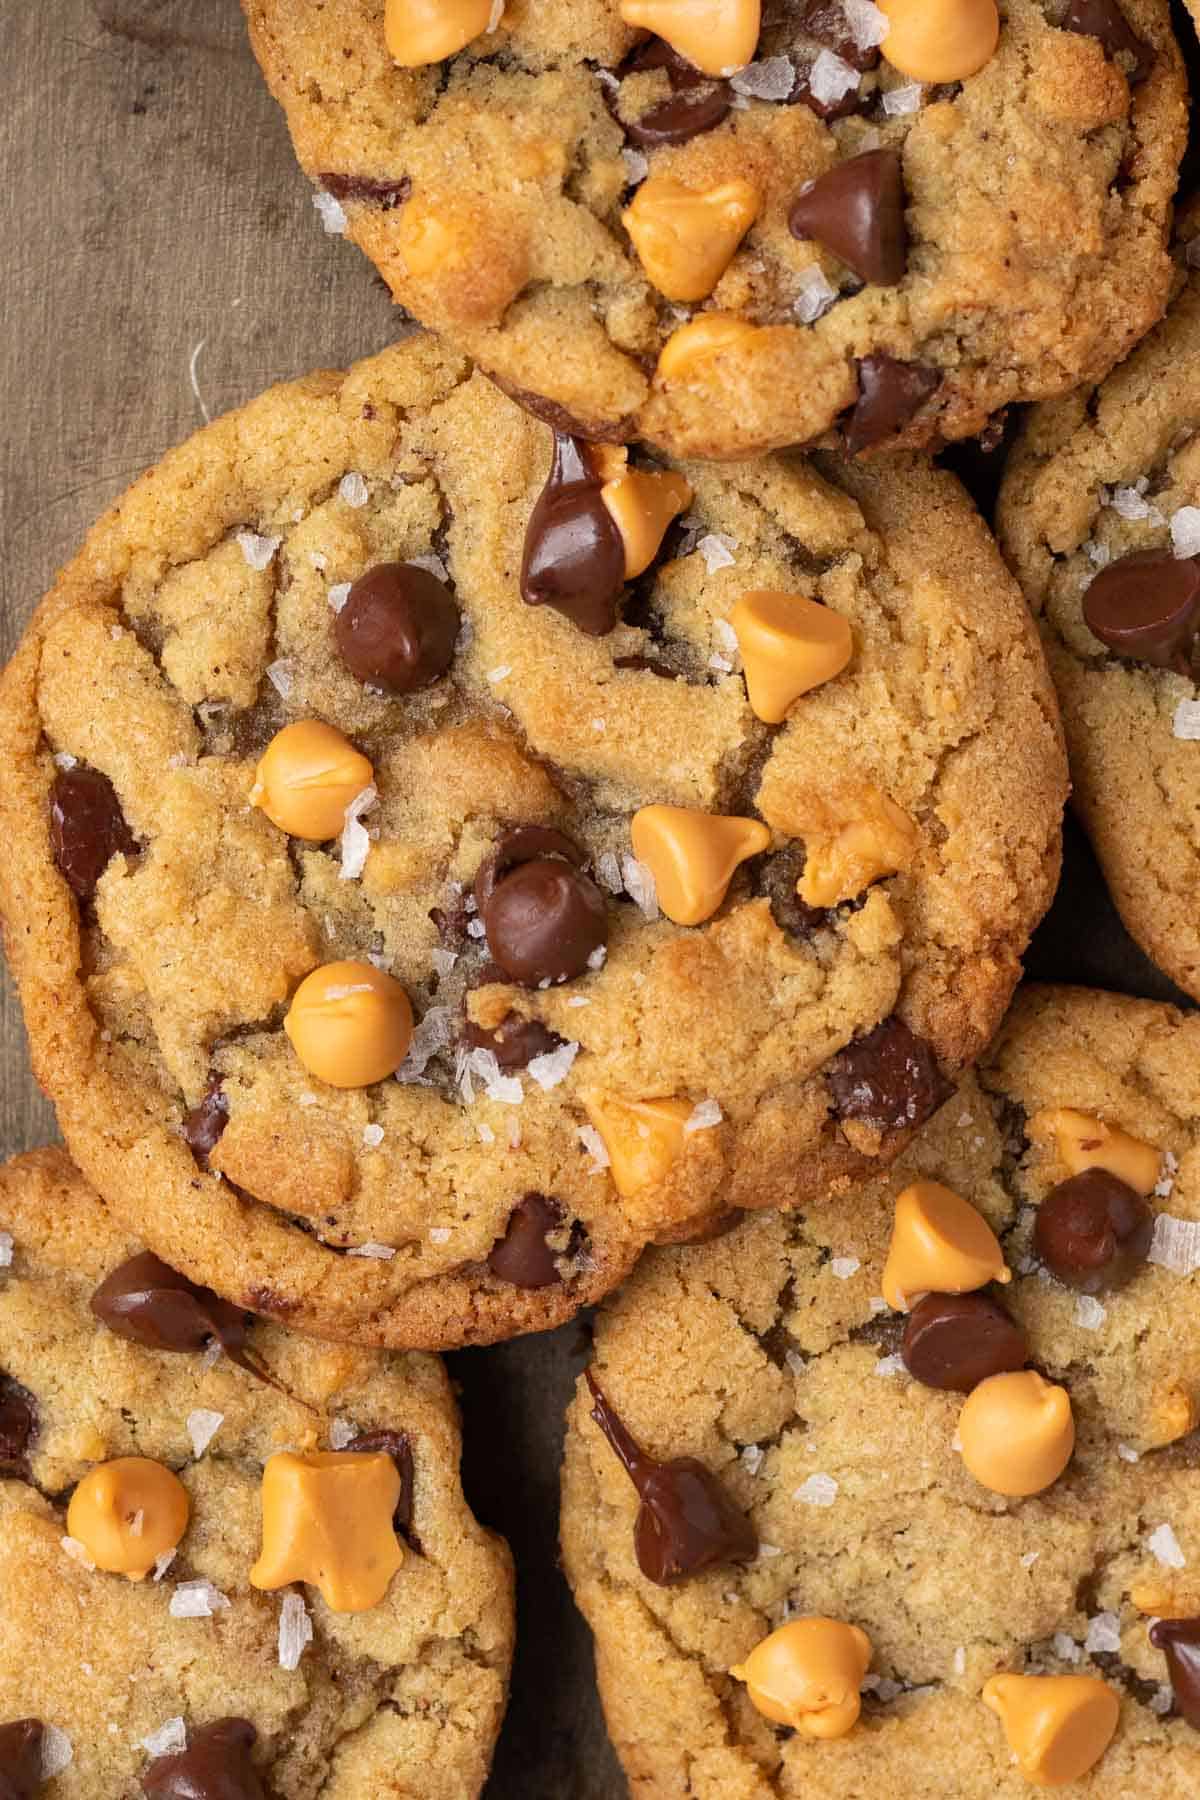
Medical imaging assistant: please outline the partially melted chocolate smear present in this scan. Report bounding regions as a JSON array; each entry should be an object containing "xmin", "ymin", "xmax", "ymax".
[
  {"xmin": 348, "ymin": 1430, "xmax": 417, "ymax": 1541},
  {"xmin": 91, "ymin": 1252, "xmax": 278, "ymax": 1390},
  {"xmin": 520, "ymin": 433, "xmax": 626, "ymax": 636}
]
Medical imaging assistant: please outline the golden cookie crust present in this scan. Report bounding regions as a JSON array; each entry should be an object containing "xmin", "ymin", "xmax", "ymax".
[
  {"xmin": 0, "ymin": 1148, "xmax": 513, "ymax": 1797},
  {"xmin": 241, "ymin": 0, "xmax": 1185, "ymax": 458},
  {"xmin": 0, "ymin": 337, "xmax": 1064, "ymax": 1346},
  {"xmin": 562, "ymin": 987, "xmax": 1200, "ymax": 1797}
]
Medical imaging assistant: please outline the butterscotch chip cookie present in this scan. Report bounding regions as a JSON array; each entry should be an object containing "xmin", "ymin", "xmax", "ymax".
[
  {"xmin": 562, "ymin": 987, "xmax": 1200, "ymax": 1795},
  {"xmin": 0, "ymin": 337, "xmax": 1064, "ymax": 1347},
  {"xmin": 0, "ymin": 1148, "xmax": 512, "ymax": 1797},
  {"xmin": 999, "ymin": 214, "xmax": 1200, "ymax": 1003},
  {"xmin": 240, "ymin": 0, "xmax": 1185, "ymax": 459}
]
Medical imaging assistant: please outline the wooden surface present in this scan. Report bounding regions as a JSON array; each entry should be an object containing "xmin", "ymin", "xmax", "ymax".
[{"xmin": 0, "ymin": 4, "xmax": 1192, "ymax": 1797}]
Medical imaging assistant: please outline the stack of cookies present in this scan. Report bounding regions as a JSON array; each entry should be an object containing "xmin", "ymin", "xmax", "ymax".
[{"xmin": 3, "ymin": 0, "xmax": 1200, "ymax": 1790}]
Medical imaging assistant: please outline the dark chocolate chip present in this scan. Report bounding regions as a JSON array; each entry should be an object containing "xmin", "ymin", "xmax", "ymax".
[
  {"xmin": 1063, "ymin": 0, "xmax": 1153, "ymax": 81},
  {"xmin": 520, "ymin": 432, "xmax": 627, "ymax": 636},
  {"xmin": 0, "ymin": 1376, "xmax": 36, "ymax": 1476},
  {"xmin": 141, "ymin": 1717, "xmax": 265, "ymax": 1799},
  {"xmin": 334, "ymin": 561, "xmax": 460, "ymax": 694},
  {"xmin": 48, "ymin": 765, "xmax": 136, "ymax": 902},
  {"xmin": 90, "ymin": 1252, "xmax": 275, "ymax": 1388},
  {"xmin": 461, "ymin": 1015, "xmax": 566, "ymax": 1071},
  {"xmin": 346, "ymin": 1430, "xmax": 416, "ymax": 1538},
  {"xmin": 586, "ymin": 1372, "xmax": 756, "ymax": 1583},
  {"xmin": 317, "ymin": 172, "xmax": 412, "ymax": 209},
  {"xmin": 1150, "ymin": 1618, "xmax": 1200, "ymax": 1728},
  {"xmin": 1034, "ymin": 1169, "xmax": 1153, "ymax": 1294},
  {"xmin": 473, "ymin": 826, "xmax": 587, "ymax": 914},
  {"xmin": 626, "ymin": 86, "xmax": 733, "ymax": 146},
  {"xmin": 844, "ymin": 355, "xmax": 941, "ymax": 455},
  {"xmin": 901, "ymin": 1291, "xmax": 1028, "ymax": 1391},
  {"xmin": 483, "ymin": 861, "xmax": 608, "ymax": 986},
  {"xmin": 0, "ymin": 1720, "xmax": 43, "ymax": 1800},
  {"xmin": 789, "ymin": 149, "xmax": 906, "ymax": 287},
  {"xmin": 827, "ymin": 1015, "xmax": 953, "ymax": 1131},
  {"xmin": 1082, "ymin": 549, "xmax": 1200, "ymax": 673},
  {"xmin": 795, "ymin": 0, "xmax": 883, "ymax": 71},
  {"xmin": 487, "ymin": 1193, "xmax": 565, "ymax": 1289},
  {"xmin": 183, "ymin": 1076, "xmax": 229, "ymax": 1169}
]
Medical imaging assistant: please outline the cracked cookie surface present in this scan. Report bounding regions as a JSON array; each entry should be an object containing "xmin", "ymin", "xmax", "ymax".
[
  {"xmin": 0, "ymin": 1148, "xmax": 512, "ymax": 1798},
  {"xmin": 562, "ymin": 986, "xmax": 1200, "ymax": 1796},
  {"xmin": 0, "ymin": 336, "xmax": 1064, "ymax": 1347},
  {"xmin": 241, "ymin": 0, "xmax": 1185, "ymax": 458}
]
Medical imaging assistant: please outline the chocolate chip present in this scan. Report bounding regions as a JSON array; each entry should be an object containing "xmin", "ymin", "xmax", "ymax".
[
  {"xmin": 1150, "ymin": 1618, "xmax": 1200, "ymax": 1728},
  {"xmin": 346, "ymin": 1430, "xmax": 416, "ymax": 1539},
  {"xmin": 789, "ymin": 149, "xmax": 907, "ymax": 287},
  {"xmin": 1063, "ymin": 0, "xmax": 1153, "ymax": 82},
  {"xmin": 0, "ymin": 1720, "xmax": 43, "ymax": 1800},
  {"xmin": 843, "ymin": 355, "xmax": 941, "ymax": 455},
  {"xmin": 1034, "ymin": 1170, "xmax": 1153, "ymax": 1294},
  {"xmin": 483, "ymin": 861, "xmax": 608, "ymax": 986},
  {"xmin": 520, "ymin": 432, "xmax": 627, "ymax": 636},
  {"xmin": 183, "ymin": 1076, "xmax": 229, "ymax": 1168},
  {"xmin": 586, "ymin": 1372, "xmax": 756, "ymax": 1583},
  {"xmin": 626, "ymin": 86, "xmax": 733, "ymax": 147},
  {"xmin": 488, "ymin": 1193, "xmax": 565, "ymax": 1289},
  {"xmin": 461, "ymin": 1015, "xmax": 566, "ymax": 1071},
  {"xmin": 792, "ymin": 69, "xmax": 867, "ymax": 121},
  {"xmin": 795, "ymin": 0, "xmax": 883, "ymax": 71},
  {"xmin": 0, "ymin": 1376, "xmax": 36, "ymax": 1476},
  {"xmin": 901, "ymin": 1291, "xmax": 1028, "ymax": 1391},
  {"xmin": 48, "ymin": 765, "xmax": 136, "ymax": 901},
  {"xmin": 90, "ymin": 1252, "xmax": 275, "ymax": 1388},
  {"xmin": 317, "ymin": 172, "xmax": 412, "ymax": 209},
  {"xmin": 827, "ymin": 1015, "xmax": 953, "ymax": 1131},
  {"xmin": 334, "ymin": 561, "xmax": 460, "ymax": 694},
  {"xmin": 1082, "ymin": 549, "xmax": 1200, "ymax": 673},
  {"xmin": 473, "ymin": 826, "xmax": 587, "ymax": 914},
  {"xmin": 141, "ymin": 1717, "xmax": 265, "ymax": 1799},
  {"xmin": 755, "ymin": 846, "xmax": 830, "ymax": 938}
]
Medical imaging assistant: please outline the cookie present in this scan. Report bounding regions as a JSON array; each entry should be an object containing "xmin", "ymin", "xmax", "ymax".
[
  {"xmin": 0, "ymin": 335, "xmax": 1064, "ymax": 1348},
  {"xmin": 562, "ymin": 986, "xmax": 1200, "ymax": 1795},
  {"xmin": 241, "ymin": 0, "xmax": 1185, "ymax": 460},
  {"xmin": 0, "ymin": 1147, "xmax": 513, "ymax": 1797},
  {"xmin": 998, "ymin": 215, "xmax": 1200, "ymax": 1003}
]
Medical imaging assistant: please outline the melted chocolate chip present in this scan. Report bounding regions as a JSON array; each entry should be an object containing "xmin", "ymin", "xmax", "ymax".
[
  {"xmin": 90, "ymin": 1252, "xmax": 275, "ymax": 1388},
  {"xmin": 0, "ymin": 1720, "xmax": 43, "ymax": 1800},
  {"xmin": 827, "ymin": 1016, "xmax": 953, "ymax": 1132},
  {"xmin": 183, "ymin": 1076, "xmax": 229, "ymax": 1168},
  {"xmin": 0, "ymin": 1376, "xmax": 36, "ymax": 1476},
  {"xmin": 488, "ymin": 1193, "xmax": 565, "ymax": 1289},
  {"xmin": 141, "ymin": 1717, "xmax": 265, "ymax": 1799},
  {"xmin": 586, "ymin": 1372, "xmax": 756, "ymax": 1583},
  {"xmin": 1082, "ymin": 549, "xmax": 1200, "ymax": 672},
  {"xmin": 755, "ymin": 846, "xmax": 829, "ymax": 938},
  {"xmin": 1063, "ymin": 0, "xmax": 1153, "ymax": 82},
  {"xmin": 901, "ymin": 1291, "xmax": 1028, "ymax": 1391},
  {"xmin": 347, "ymin": 1430, "xmax": 416, "ymax": 1538},
  {"xmin": 614, "ymin": 38, "xmax": 733, "ymax": 146},
  {"xmin": 334, "ymin": 561, "xmax": 460, "ymax": 694},
  {"xmin": 48, "ymin": 765, "xmax": 136, "ymax": 901},
  {"xmin": 1034, "ymin": 1170, "xmax": 1153, "ymax": 1294},
  {"xmin": 485, "ymin": 374, "xmax": 635, "ymax": 445},
  {"xmin": 789, "ymin": 149, "xmax": 906, "ymax": 287},
  {"xmin": 844, "ymin": 356, "xmax": 941, "ymax": 455},
  {"xmin": 1150, "ymin": 1618, "xmax": 1200, "ymax": 1728},
  {"xmin": 473, "ymin": 826, "xmax": 587, "ymax": 914},
  {"xmin": 520, "ymin": 433, "xmax": 626, "ymax": 636},
  {"xmin": 461, "ymin": 1015, "xmax": 566, "ymax": 1071},
  {"xmin": 317, "ymin": 172, "xmax": 412, "ymax": 209},
  {"xmin": 483, "ymin": 861, "xmax": 608, "ymax": 986}
]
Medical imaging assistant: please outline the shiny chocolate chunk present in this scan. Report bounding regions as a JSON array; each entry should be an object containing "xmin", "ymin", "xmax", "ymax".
[
  {"xmin": 1082, "ymin": 549, "xmax": 1200, "ymax": 672},
  {"xmin": 901, "ymin": 1291, "xmax": 1027, "ymax": 1392},
  {"xmin": 0, "ymin": 1375, "xmax": 36, "ymax": 1475},
  {"xmin": 789, "ymin": 149, "xmax": 906, "ymax": 286},
  {"xmin": 317, "ymin": 172, "xmax": 412, "ymax": 209},
  {"xmin": 461, "ymin": 1014, "xmax": 566, "ymax": 1071},
  {"xmin": 827, "ymin": 1015, "xmax": 953, "ymax": 1131},
  {"xmin": 91, "ymin": 1252, "xmax": 274, "ymax": 1387},
  {"xmin": 334, "ymin": 561, "xmax": 460, "ymax": 694},
  {"xmin": 141, "ymin": 1717, "xmax": 265, "ymax": 1799},
  {"xmin": 0, "ymin": 1720, "xmax": 43, "ymax": 1800},
  {"xmin": 586, "ymin": 1372, "xmax": 756, "ymax": 1583},
  {"xmin": 183, "ymin": 1076, "xmax": 229, "ymax": 1168},
  {"xmin": 1034, "ymin": 1169, "xmax": 1153, "ymax": 1294},
  {"xmin": 48, "ymin": 765, "xmax": 136, "ymax": 901},
  {"xmin": 488, "ymin": 1193, "xmax": 565, "ymax": 1289},
  {"xmin": 1063, "ymin": 0, "xmax": 1152, "ymax": 82},
  {"xmin": 347, "ymin": 1430, "xmax": 416, "ymax": 1537},
  {"xmin": 520, "ymin": 433, "xmax": 626, "ymax": 636},
  {"xmin": 1150, "ymin": 1618, "xmax": 1200, "ymax": 1728},
  {"xmin": 483, "ymin": 861, "xmax": 608, "ymax": 986},
  {"xmin": 844, "ymin": 355, "xmax": 941, "ymax": 455}
]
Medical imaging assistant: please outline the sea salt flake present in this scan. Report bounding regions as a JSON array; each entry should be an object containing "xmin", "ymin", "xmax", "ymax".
[
  {"xmin": 953, "ymin": 1646, "xmax": 966, "ymax": 1675},
  {"xmin": 1021, "ymin": 1551, "xmax": 1040, "ymax": 1569},
  {"xmin": 1149, "ymin": 1213, "xmax": 1200, "ymax": 1275},
  {"xmin": 140, "ymin": 1718, "xmax": 187, "ymax": 1757},
  {"xmin": 487, "ymin": 664, "xmax": 512, "ymax": 684},
  {"xmin": 709, "ymin": 653, "xmax": 734, "ymax": 672},
  {"xmin": 397, "ymin": 1005, "xmax": 454, "ymax": 1083},
  {"xmin": 567, "ymin": 995, "xmax": 590, "ymax": 1007},
  {"xmin": 477, "ymin": 1122, "xmax": 496, "ymax": 1144},
  {"xmin": 621, "ymin": 853, "xmax": 659, "ymax": 919},
  {"xmin": 794, "ymin": 263, "xmax": 838, "ymax": 324},
  {"xmin": 431, "ymin": 947, "xmax": 458, "ymax": 977},
  {"xmin": 621, "ymin": 147, "xmax": 649, "ymax": 185},
  {"xmin": 869, "ymin": 1295, "xmax": 888, "ymax": 1314},
  {"xmin": 713, "ymin": 617, "xmax": 738, "ymax": 654},
  {"xmin": 785, "ymin": 1349, "xmax": 806, "ymax": 1378},
  {"xmin": 1052, "ymin": 1632, "xmax": 1082, "ymax": 1663},
  {"xmin": 1149, "ymin": 1523, "xmax": 1186, "ymax": 1567},
  {"xmin": 830, "ymin": 1256, "xmax": 860, "ymax": 1279},
  {"xmin": 266, "ymin": 659, "xmax": 295, "ymax": 701},
  {"xmin": 1117, "ymin": 1443, "xmax": 1140, "ymax": 1463},
  {"xmin": 339, "ymin": 784, "xmax": 377, "ymax": 882},
  {"xmin": 587, "ymin": 945, "xmax": 608, "ymax": 970},
  {"xmin": 596, "ymin": 851, "xmax": 623, "ymax": 894},
  {"xmin": 278, "ymin": 1591, "xmax": 314, "ymax": 1670},
  {"xmin": 1173, "ymin": 700, "xmax": 1200, "ymax": 741},
  {"xmin": 697, "ymin": 532, "xmax": 737, "ymax": 573},
  {"xmin": 527, "ymin": 1041, "xmax": 580, "ymax": 1090},
  {"xmin": 795, "ymin": 1473, "xmax": 838, "ymax": 1507},
  {"xmin": 1171, "ymin": 507, "xmax": 1200, "ymax": 558},
  {"xmin": 487, "ymin": 0, "xmax": 505, "ymax": 28},
  {"xmin": 1085, "ymin": 1612, "xmax": 1122, "ymax": 1654},
  {"xmin": 327, "ymin": 581, "xmax": 352, "ymax": 613},
  {"xmin": 874, "ymin": 1353, "xmax": 905, "ymax": 1377},
  {"xmin": 729, "ymin": 55, "xmax": 795, "ymax": 100},
  {"xmin": 0, "ymin": 1233, "xmax": 12, "ymax": 1268},
  {"xmin": 507, "ymin": 1114, "xmax": 521, "ymax": 1149},
  {"xmin": 808, "ymin": 48, "xmax": 860, "ymax": 105},
  {"xmin": 1084, "ymin": 538, "xmax": 1112, "ymax": 567},
  {"xmin": 467, "ymin": 917, "xmax": 487, "ymax": 938},
  {"xmin": 346, "ymin": 1241, "xmax": 396, "ymax": 1259},
  {"xmin": 1151, "ymin": 1683, "xmax": 1175, "ymax": 1714},
  {"xmin": 578, "ymin": 1124, "xmax": 610, "ymax": 1170},
  {"xmin": 236, "ymin": 529, "xmax": 280, "ymax": 571},
  {"xmin": 429, "ymin": 1226, "xmax": 452, "ymax": 1244},
  {"xmin": 756, "ymin": 1541, "xmax": 783, "ymax": 1559},
  {"xmin": 1074, "ymin": 1294, "xmax": 1106, "ymax": 1330},
  {"xmin": 329, "ymin": 1416, "xmax": 358, "ymax": 1450},
  {"xmin": 313, "ymin": 190, "xmax": 348, "ymax": 235},
  {"xmin": 339, "ymin": 471, "xmax": 369, "ymax": 508},
  {"xmin": 882, "ymin": 79, "xmax": 924, "ymax": 114},
  {"xmin": 61, "ymin": 1536, "xmax": 96, "ymax": 1571},
  {"xmin": 170, "ymin": 1579, "xmax": 230, "ymax": 1619},
  {"xmin": 153, "ymin": 1549, "xmax": 178, "ymax": 1582},
  {"xmin": 362, "ymin": 1123, "xmax": 385, "ymax": 1148},
  {"xmin": 1155, "ymin": 1149, "xmax": 1180, "ymax": 1197},
  {"xmin": 1109, "ymin": 484, "xmax": 1153, "ymax": 521},
  {"xmin": 741, "ymin": 1444, "xmax": 765, "ymax": 1475},
  {"xmin": 53, "ymin": 751, "xmax": 77, "ymax": 770},
  {"xmin": 187, "ymin": 1408, "xmax": 224, "ymax": 1457},
  {"xmin": 843, "ymin": 0, "xmax": 889, "ymax": 48},
  {"xmin": 685, "ymin": 1098, "xmax": 722, "ymax": 1133}
]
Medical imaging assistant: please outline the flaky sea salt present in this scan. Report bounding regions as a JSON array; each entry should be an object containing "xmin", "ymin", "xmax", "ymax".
[
  {"xmin": 170, "ymin": 1579, "xmax": 230, "ymax": 1619},
  {"xmin": 729, "ymin": 56, "xmax": 795, "ymax": 100},
  {"xmin": 953, "ymin": 1646, "xmax": 966, "ymax": 1676},
  {"xmin": 1171, "ymin": 506, "xmax": 1200, "ymax": 558},
  {"xmin": 882, "ymin": 79, "xmax": 924, "ymax": 115},
  {"xmin": 330, "ymin": 1416, "xmax": 358, "ymax": 1450},
  {"xmin": 685, "ymin": 1098, "xmax": 723, "ymax": 1133},
  {"xmin": 741, "ymin": 1444, "xmax": 765, "ymax": 1475},
  {"xmin": 1149, "ymin": 1523, "xmax": 1187, "ymax": 1567},
  {"xmin": 621, "ymin": 854, "xmax": 659, "ymax": 920},
  {"xmin": 1117, "ymin": 1443, "xmax": 1140, "ymax": 1463},
  {"xmin": 868, "ymin": 1295, "xmax": 888, "ymax": 1314},
  {"xmin": 346, "ymin": 1241, "xmax": 396, "ymax": 1259},
  {"xmin": 265, "ymin": 659, "xmax": 293, "ymax": 698},
  {"xmin": 709, "ymin": 653, "xmax": 734, "ymax": 673},
  {"xmin": 794, "ymin": 264, "xmax": 838, "ymax": 324},
  {"xmin": 830, "ymin": 1256, "xmax": 860, "ymax": 1279},
  {"xmin": 1108, "ymin": 483, "xmax": 1155, "ymax": 521},
  {"xmin": 843, "ymin": 0, "xmax": 889, "ymax": 47},
  {"xmin": 140, "ymin": 1718, "xmax": 187, "ymax": 1757},
  {"xmin": 458, "ymin": 1046, "xmax": 524, "ymax": 1104},
  {"xmin": 313, "ymin": 190, "xmax": 348, "ymax": 235},
  {"xmin": 153, "ymin": 1549, "xmax": 177, "ymax": 1582},
  {"xmin": 1021, "ymin": 1551, "xmax": 1040, "ymax": 1569},
  {"xmin": 477, "ymin": 1122, "xmax": 496, "ymax": 1144},
  {"xmin": 236, "ymin": 529, "xmax": 280, "ymax": 571},
  {"xmin": 874, "ymin": 1353, "xmax": 904, "ymax": 1377},
  {"xmin": 621, "ymin": 147, "xmax": 649, "ymax": 185},
  {"xmin": 327, "ymin": 581, "xmax": 352, "ymax": 613},
  {"xmin": 339, "ymin": 471, "xmax": 369, "ymax": 508},
  {"xmin": 1151, "ymin": 1683, "xmax": 1175, "ymax": 1714},
  {"xmin": 362, "ymin": 1123, "xmax": 385, "ymax": 1148},
  {"xmin": 1052, "ymin": 1632, "xmax": 1082, "ymax": 1663},
  {"xmin": 1149, "ymin": 1213, "xmax": 1200, "ymax": 1275},
  {"xmin": 1084, "ymin": 538, "xmax": 1112, "ymax": 567},
  {"xmin": 397, "ymin": 1005, "xmax": 454, "ymax": 1083},
  {"xmin": 785, "ymin": 1349, "xmax": 806, "ymax": 1378},
  {"xmin": 1156, "ymin": 1150, "xmax": 1180, "ymax": 1198},
  {"xmin": 1074, "ymin": 1294, "xmax": 1106, "ymax": 1330},
  {"xmin": 339, "ymin": 784, "xmax": 377, "ymax": 882},
  {"xmin": 61, "ymin": 1536, "xmax": 96, "ymax": 1571},
  {"xmin": 53, "ymin": 751, "xmax": 77, "ymax": 770},
  {"xmin": 1085, "ymin": 1612, "xmax": 1122, "ymax": 1654},
  {"xmin": 487, "ymin": 664, "xmax": 513, "ymax": 683},
  {"xmin": 808, "ymin": 49, "xmax": 860, "ymax": 106},
  {"xmin": 596, "ymin": 851, "xmax": 623, "ymax": 894},
  {"xmin": 578, "ymin": 1124, "xmax": 610, "ymax": 1170},
  {"xmin": 1173, "ymin": 700, "xmax": 1200, "ymax": 741},
  {"xmin": 795, "ymin": 1473, "xmax": 838, "ymax": 1507},
  {"xmin": 696, "ymin": 533, "xmax": 737, "ymax": 573},
  {"xmin": 278, "ymin": 1591, "xmax": 314, "ymax": 1670},
  {"xmin": 527, "ymin": 1042, "xmax": 580, "ymax": 1091},
  {"xmin": 187, "ymin": 1409, "xmax": 223, "ymax": 1457},
  {"xmin": 40, "ymin": 1725, "xmax": 73, "ymax": 1777},
  {"xmin": 0, "ymin": 1233, "xmax": 12, "ymax": 1269},
  {"xmin": 429, "ymin": 1226, "xmax": 452, "ymax": 1244},
  {"xmin": 587, "ymin": 945, "xmax": 607, "ymax": 971}
]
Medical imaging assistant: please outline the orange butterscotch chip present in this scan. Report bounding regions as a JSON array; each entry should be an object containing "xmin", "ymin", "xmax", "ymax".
[
  {"xmin": 731, "ymin": 1618, "xmax": 873, "ymax": 1738},
  {"xmin": 630, "ymin": 805, "xmax": 770, "ymax": 926},
  {"xmin": 624, "ymin": 177, "xmax": 760, "ymax": 303},
  {"xmin": 1032, "ymin": 1107, "xmax": 1162, "ymax": 1195},
  {"xmin": 252, "ymin": 720, "xmax": 373, "ymax": 843},
  {"xmin": 384, "ymin": 0, "xmax": 495, "ymax": 66},
  {"xmin": 656, "ymin": 314, "xmax": 765, "ymax": 381},
  {"xmin": 795, "ymin": 788, "xmax": 917, "ymax": 909},
  {"xmin": 878, "ymin": 0, "xmax": 999, "ymax": 83},
  {"xmin": 581, "ymin": 1091, "xmax": 694, "ymax": 1195},
  {"xmin": 729, "ymin": 590, "xmax": 853, "ymax": 724},
  {"xmin": 618, "ymin": 0, "xmax": 761, "ymax": 77},
  {"xmin": 284, "ymin": 960, "xmax": 413, "ymax": 1088},
  {"xmin": 600, "ymin": 466, "xmax": 693, "ymax": 578},
  {"xmin": 982, "ymin": 1673, "xmax": 1118, "ymax": 1786},
  {"xmin": 881, "ymin": 1180, "xmax": 1010, "ymax": 1313},
  {"xmin": 250, "ymin": 1450, "xmax": 404, "ymax": 1613},
  {"xmin": 958, "ymin": 1371, "xmax": 1075, "ymax": 1498},
  {"xmin": 66, "ymin": 1457, "xmax": 190, "ymax": 1581}
]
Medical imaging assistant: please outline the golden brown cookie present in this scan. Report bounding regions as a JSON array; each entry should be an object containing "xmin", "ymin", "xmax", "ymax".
[
  {"xmin": 0, "ymin": 1148, "xmax": 512, "ymax": 1796},
  {"xmin": 562, "ymin": 987, "xmax": 1200, "ymax": 1795},
  {"xmin": 0, "ymin": 336, "xmax": 1064, "ymax": 1347},
  {"xmin": 241, "ymin": 0, "xmax": 1186, "ymax": 459}
]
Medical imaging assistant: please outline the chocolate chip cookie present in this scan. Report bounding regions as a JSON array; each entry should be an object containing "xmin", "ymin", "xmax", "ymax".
[
  {"xmin": 0, "ymin": 336, "xmax": 1064, "ymax": 1347},
  {"xmin": 998, "ymin": 213, "xmax": 1200, "ymax": 1003},
  {"xmin": 0, "ymin": 1147, "xmax": 512, "ymax": 1798},
  {"xmin": 562, "ymin": 986, "xmax": 1200, "ymax": 1794},
  {"xmin": 241, "ymin": 0, "xmax": 1185, "ymax": 459}
]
